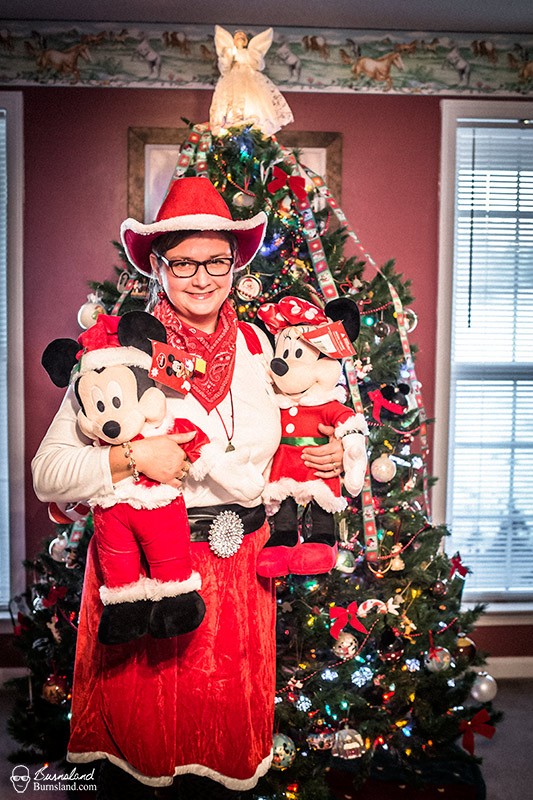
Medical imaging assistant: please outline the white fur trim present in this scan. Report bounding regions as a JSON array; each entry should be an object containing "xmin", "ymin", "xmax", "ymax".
[
  {"xmin": 67, "ymin": 748, "xmax": 273, "ymax": 789},
  {"xmin": 189, "ymin": 441, "xmax": 225, "ymax": 481},
  {"xmin": 275, "ymin": 385, "xmax": 347, "ymax": 408},
  {"xmin": 99, "ymin": 572, "xmax": 201, "ymax": 605},
  {"xmin": 99, "ymin": 575, "xmax": 150, "ymax": 605},
  {"xmin": 335, "ymin": 413, "xmax": 369, "ymax": 439},
  {"xmin": 91, "ymin": 477, "xmax": 179, "ymax": 510},
  {"xmin": 78, "ymin": 346, "xmax": 152, "ymax": 376},
  {"xmin": 121, "ymin": 211, "xmax": 267, "ymax": 239},
  {"xmin": 264, "ymin": 478, "xmax": 347, "ymax": 513}
]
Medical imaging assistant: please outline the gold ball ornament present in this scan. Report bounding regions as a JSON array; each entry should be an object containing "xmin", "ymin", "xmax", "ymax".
[
  {"xmin": 371, "ymin": 453, "xmax": 397, "ymax": 483},
  {"xmin": 455, "ymin": 635, "xmax": 477, "ymax": 662}
]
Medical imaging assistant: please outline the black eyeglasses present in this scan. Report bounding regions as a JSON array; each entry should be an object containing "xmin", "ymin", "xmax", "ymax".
[{"xmin": 158, "ymin": 255, "xmax": 234, "ymax": 278}]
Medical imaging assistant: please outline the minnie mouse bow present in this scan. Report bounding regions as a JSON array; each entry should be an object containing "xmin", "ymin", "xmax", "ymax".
[
  {"xmin": 257, "ymin": 296, "xmax": 328, "ymax": 334},
  {"xmin": 267, "ymin": 166, "xmax": 308, "ymax": 202}
]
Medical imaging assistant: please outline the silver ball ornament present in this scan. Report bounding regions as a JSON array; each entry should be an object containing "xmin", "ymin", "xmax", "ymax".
[
  {"xmin": 48, "ymin": 533, "xmax": 69, "ymax": 563},
  {"xmin": 371, "ymin": 453, "xmax": 397, "ymax": 483},
  {"xmin": 77, "ymin": 300, "xmax": 105, "ymax": 330},
  {"xmin": 471, "ymin": 671, "xmax": 498, "ymax": 702},
  {"xmin": 335, "ymin": 549, "xmax": 356, "ymax": 574},
  {"xmin": 424, "ymin": 646, "xmax": 452, "ymax": 672}
]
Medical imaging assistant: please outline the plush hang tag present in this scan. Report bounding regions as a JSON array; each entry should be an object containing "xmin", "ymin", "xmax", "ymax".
[
  {"xmin": 149, "ymin": 341, "xmax": 206, "ymax": 395},
  {"xmin": 301, "ymin": 321, "xmax": 356, "ymax": 359}
]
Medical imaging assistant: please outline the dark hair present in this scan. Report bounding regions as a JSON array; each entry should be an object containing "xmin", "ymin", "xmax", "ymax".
[{"xmin": 146, "ymin": 230, "xmax": 239, "ymax": 311}]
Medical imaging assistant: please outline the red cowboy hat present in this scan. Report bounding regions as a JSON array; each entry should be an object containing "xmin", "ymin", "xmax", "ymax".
[{"xmin": 120, "ymin": 177, "xmax": 267, "ymax": 277}]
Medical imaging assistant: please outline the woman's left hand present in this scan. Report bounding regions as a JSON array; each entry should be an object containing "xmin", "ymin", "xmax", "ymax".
[{"xmin": 301, "ymin": 423, "xmax": 344, "ymax": 479}]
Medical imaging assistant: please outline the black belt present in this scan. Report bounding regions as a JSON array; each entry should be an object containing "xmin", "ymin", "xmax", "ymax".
[{"xmin": 188, "ymin": 504, "xmax": 266, "ymax": 543}]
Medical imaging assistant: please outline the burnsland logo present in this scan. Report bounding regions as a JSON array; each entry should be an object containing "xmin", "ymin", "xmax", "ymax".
[
  {"xmin": 10, "ymin": 764, "xmax": 97, "ymax": 792},
  {"xmin": 10, "ymin": 765, "xmax": 30, "ymax": 793}
]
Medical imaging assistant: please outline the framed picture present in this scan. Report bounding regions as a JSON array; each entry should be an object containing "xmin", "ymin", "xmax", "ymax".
[{"xmin": 127, "ymin": 127, "xmax": 343, "ymax": 221}]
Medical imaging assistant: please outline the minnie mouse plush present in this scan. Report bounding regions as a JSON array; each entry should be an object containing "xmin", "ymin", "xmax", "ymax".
[
  {"xmin": 42, "ymin": 311, "xmax": 262, "ymax": 645},
  {"xmin": 256, "ymin": 296, "xmax": 368, "ymax": 577}
]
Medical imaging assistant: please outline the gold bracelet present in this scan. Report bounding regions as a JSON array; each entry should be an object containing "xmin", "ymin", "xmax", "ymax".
[{"xmin": 121, "ymin": 441, "xmax": 140, "ymax": 483}]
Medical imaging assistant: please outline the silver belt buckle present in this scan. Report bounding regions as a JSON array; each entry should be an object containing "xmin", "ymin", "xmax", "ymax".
[{"xmin": 208, "ymin": 510, "xmax": 245, "ymax": 558}]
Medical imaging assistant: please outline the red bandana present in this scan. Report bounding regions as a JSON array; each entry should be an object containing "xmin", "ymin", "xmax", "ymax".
[{"xmin": 152, "ymin": 296, "xmax": 238, "ymax": 413}]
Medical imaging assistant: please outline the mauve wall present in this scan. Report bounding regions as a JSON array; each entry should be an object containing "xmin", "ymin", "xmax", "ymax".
[{"xmin": 19, "ymin": 86, "xmax": 528, "ymax": 663}]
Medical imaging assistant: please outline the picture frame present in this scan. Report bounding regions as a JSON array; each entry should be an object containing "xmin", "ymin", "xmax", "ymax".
[{"xmin": 127, "ymin": 127, "xmax": 343, "ymax": 222}]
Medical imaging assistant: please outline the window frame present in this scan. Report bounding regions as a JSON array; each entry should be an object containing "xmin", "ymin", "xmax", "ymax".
[
  {"xmin": 0, "ymin": 91, "xmax": 25, "ymax": 625},
  {"xmin": 435, "ymin": 98, "xmax": 533, "ymax": 614}
]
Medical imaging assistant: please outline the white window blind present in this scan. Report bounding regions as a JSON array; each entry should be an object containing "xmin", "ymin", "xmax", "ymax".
[
  {"xmin": 0, "ymin": 109, "xmax": 8, "ymax": 607},
  {"xmin": 0, "ymin": 92, "xmax": 24, "ymax": 616},
  {"xmin": 447, "ymin": 116, "xmax": 533, "ymax": 600}
]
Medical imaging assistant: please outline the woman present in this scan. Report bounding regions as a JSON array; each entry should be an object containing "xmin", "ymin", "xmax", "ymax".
[{"xmin": 32, "ymin": 177, "xmax": 344, "ymax": 798}]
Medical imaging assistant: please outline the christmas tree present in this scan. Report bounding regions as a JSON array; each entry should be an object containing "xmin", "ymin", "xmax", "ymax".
[{"xmin": 9, "ymin": 124, "xmax": 500, "ymax": 797}]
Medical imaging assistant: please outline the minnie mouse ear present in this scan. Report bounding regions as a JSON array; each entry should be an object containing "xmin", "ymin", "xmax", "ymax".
[
  {"xmin": 118, "ymin": 311, "xmax": 167, "ymax": 355},
  {"xmin": 324, "ymin": 297, "xmax": 361, "ymax": 343}
]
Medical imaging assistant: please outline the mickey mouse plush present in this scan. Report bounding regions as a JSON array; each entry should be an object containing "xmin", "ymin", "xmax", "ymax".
[
  {"xmin": 42, "ymin": 311, "xmax": 260, "ymax": 645},
  {"xmin": 256, "ymin": 296, "xmax": 368, "ymax": 577}
]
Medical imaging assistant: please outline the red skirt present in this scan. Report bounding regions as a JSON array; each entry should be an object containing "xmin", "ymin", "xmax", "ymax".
[{"xmin": 67, "ymin": 521, "xmax": 276, "ymax": 789}]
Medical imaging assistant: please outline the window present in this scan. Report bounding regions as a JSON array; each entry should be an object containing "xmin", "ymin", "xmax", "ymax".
[
  {"xmin": 0, "ymin": 91, "xmax": 24, "ymax": 615},
  {"xmin": 435, "ymin": 100, "xmax": 533, "ymax": 604}
]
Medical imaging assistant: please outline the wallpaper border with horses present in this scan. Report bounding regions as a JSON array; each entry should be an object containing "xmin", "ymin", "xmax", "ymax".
[{"xmin": 0, "ymin": 21, "xmax": 532, "ymax": 97}]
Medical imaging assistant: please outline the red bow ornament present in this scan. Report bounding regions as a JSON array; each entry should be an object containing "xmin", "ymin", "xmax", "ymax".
[
  {"xmin": 267, "ymin": 166, "xmax": 308, "ymax": 202},
  {"xmin": 459, "ymin": 708, "xmax": 495, "ymax": 755},
  {"xmin": 449, "ymin": 553, "xmax": 469, "ymax": 579},
  {"xmin": 42, "ymin": 585, "xmax": 68, "ymax": 609},
  {"xmin": 329, "ymin": 601, "xmax": 368, "ymax": 639}
]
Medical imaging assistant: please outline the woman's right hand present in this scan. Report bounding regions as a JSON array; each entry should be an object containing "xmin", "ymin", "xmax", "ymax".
[{"xmin": 109, "ymin": 431, "xmax": 197, "ymax": 488}]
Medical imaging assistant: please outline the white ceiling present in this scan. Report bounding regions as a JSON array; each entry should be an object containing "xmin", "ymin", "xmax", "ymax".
[{"xmin": 2, "ymin": 0, "xmax": 533, "ymax": 34}]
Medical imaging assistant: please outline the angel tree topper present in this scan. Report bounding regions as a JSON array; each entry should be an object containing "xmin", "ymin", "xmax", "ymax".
[
  {"xmin": 256, "ymin": 297, "xmax": 368, "ymax": 578},
  {"xmin": 209, "ymin": 26, "xmax": 293, "ymax": 136}
]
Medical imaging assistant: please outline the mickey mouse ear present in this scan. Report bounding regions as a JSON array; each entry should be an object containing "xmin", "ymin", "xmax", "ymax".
[
  {"xmin": 42, "ymin": 339, "xmax": 80, "ymax": 388},
  {"xmin": 117, "ymin": 311, "xmax": 167, "ymax": 355}
]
